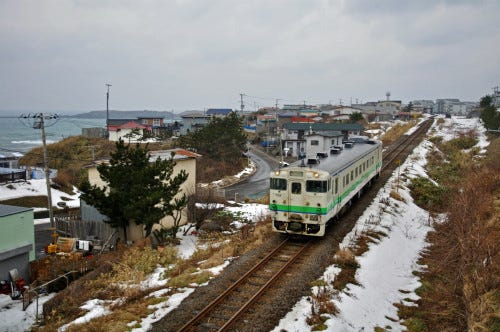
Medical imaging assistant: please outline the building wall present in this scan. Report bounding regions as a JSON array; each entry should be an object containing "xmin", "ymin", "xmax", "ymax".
[
  {"xmin": 0, "ymin": 207, "xmax": 34, "ymax": 282},
  {"xmin": 85, "ymin": 156, "xmax": 197, "ymax": 243},
  {"xmin": 108, "ymin": 128, "xmax": 145, "ymax": 142}
]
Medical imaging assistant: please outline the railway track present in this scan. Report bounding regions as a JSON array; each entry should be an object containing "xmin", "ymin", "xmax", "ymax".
[
  {"xmin": 382, "ymin": 118, "xmax": 433, "ymax": 171},
  {"xmin": 178, "ymin": 239, "xmax": 310, "ymax": 332}
]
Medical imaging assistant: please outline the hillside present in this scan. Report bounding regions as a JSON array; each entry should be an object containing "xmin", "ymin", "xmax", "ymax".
[{"xmin": 71, "ymin": 110, "xmax": 176, "ymax": 119}]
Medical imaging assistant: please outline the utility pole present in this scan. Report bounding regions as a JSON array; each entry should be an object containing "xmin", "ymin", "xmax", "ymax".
[
  {"xmin": 275, "ymin": 98, "xmax": 280, "ymax": 111},
  {"xmin": 240, "ymin": 93, "xmax": 245, "ymax": 115},
  {"xmin": 19, "ymin": 113, "xmax": 59, "ymax": 229},
  {"xmin": 106, "ymin": 83, "xmax": 112, "ymax": 137},
  {"xmin": 39, "ymin": 114, "xmax": 55, "ymax": 228}
]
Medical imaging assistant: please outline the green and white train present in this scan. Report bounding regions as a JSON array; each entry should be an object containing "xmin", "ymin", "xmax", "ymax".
[{"xmin": 269, "ymin": 139, "xmax": 382, "ymax": 236}]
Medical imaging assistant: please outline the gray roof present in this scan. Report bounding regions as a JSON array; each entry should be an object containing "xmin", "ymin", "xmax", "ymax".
[
  {"xmin": 0, "ymin": 204, "xmax": 32, "ymax": 217},
  {"xmin": 283, "ymin": 122, "xmax": 364, "ymax": 131},
  {"xmin": 288, "ymin": 141, "xmax": 381, "ymax": 176}
]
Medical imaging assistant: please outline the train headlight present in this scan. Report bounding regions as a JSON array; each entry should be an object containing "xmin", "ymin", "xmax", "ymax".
[
  {"xmin": 274, "ymin": 170, "xmax": 280, "ymax": 176},
  {"xmin": 313, "ymin": 172, "xmax": 319, "ymax": 178}
]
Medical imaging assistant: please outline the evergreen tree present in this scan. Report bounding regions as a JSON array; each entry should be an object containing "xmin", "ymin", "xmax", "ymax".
[
  {"xmin": 349, "ymin": 111, "xmax": 364, "ymax": 122},
  {"xmin": 479, "ymin": 95, "xmax": 500, "ymax": 130},
  {"xmin": 80, "ymin": 139, "xmax": 188, "ymax": 241},
  {"xmin": 179, "ymin": 112, "xmax": 247, "ymax": 161}
]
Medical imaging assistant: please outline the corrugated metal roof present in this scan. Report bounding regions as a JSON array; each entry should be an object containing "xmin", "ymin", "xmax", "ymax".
[{"xmin": 283, "ymin": 122, "xmax": 364, "ymax": 131}]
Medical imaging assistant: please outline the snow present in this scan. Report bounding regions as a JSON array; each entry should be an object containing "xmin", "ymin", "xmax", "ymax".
[
  {"xmin": 0, "ymin": 178, "xmax": 80, "ymax": 215},
  {"xmin": 0, "ymin": 292, "xmax": 56, "ymax": 332},
  {"xmin": 0, "ymin": 116, "xmax": 488, "ymax": 332}
]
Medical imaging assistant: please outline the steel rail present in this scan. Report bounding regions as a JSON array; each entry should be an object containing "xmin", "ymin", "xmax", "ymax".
[
  {"xmin": 382, "ymin": 118, "xmax": 433, "ymax": 170},
  {"xmin": 178, "ymin": 238, "xmax": 304, "ymax": 332},
  {"xmin": 218, "ymin": 241, "xmax": 310, "ymax": 331}
]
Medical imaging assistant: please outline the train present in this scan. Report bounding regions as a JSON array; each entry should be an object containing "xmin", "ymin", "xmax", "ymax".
[{"xmin": 269, "ymin": 138, "xmax": 382, "ymax": 236}]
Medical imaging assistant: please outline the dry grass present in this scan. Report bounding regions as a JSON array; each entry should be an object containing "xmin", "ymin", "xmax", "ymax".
[
  {"xmin": 381, "ymin": 121, "xmax": 417, "ymax": 146},
  {"xmin": 306, "ymin": 285, "xmax": 338, "ymax": 330},
  {"xmin": 331, "ymin": 249, "xmax": 360, "ymax": 291},
  {"xmin": 39, "ymin": 214, "xmax": 276, "ymax": 330},
  {"xmin": 389, "ymin": 189, "xmax": 406, "ymax": 202},
  {"xmin": 400, "ymin": 136, "xmax": 500, "ymax": 331}
]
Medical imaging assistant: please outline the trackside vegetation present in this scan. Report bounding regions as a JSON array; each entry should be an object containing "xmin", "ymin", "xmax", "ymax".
[{"xmin": 401, "ymin": 133, "xmax": 499, "ymax": 331}]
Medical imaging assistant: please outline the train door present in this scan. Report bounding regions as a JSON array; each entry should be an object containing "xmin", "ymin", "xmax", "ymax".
[
  {"xmin": 332, "ymin": 176, "xmax": 340, "ymax": 217},
  {"xmin": 288, "ymin": 180, "xmax": 303, "ymax": 214}
]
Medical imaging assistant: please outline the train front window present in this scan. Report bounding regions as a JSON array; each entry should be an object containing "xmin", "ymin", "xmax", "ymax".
[
  {"xmin": 270, "ymin": 178, "xmax": 287, "ymax": 190},
  {"xmin": 306, "ymin": 180, "xmax": 327, "ymax": 193},
  {"xmin": 291, "ymin": 182, "xmax": 301, "ymax": 194}
]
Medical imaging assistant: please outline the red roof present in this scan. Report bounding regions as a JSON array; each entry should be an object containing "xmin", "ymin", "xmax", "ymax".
[
  {"xmin": 119, "ymin": 121, "xmax": 147, "ymax": 129},
  {"xmin": 174, "ymin": 149, "xmax": 200, "ymax": 158}
]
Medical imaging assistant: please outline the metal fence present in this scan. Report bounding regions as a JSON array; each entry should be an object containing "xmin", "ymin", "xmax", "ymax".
[{"xmin": 0, "ymin": 170, "xmax": 26, "ymax": 183}]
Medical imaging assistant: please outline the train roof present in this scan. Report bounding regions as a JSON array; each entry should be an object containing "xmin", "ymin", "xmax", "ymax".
[{"xmin": 284, "ymin": 140, "xmax": 381, "ymax": 176}]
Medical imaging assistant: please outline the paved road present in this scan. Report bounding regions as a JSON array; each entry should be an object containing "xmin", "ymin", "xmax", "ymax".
[
  {"xmin": 34, "ymin": 222, "xmax": 53, "ymax": 259},
  {"xmin": 224, "ymin": 146, "xmax": 280, "ymax": 201}
]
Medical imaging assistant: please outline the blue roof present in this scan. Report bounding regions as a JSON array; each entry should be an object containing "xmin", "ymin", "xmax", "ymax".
[{"xmin": 206, "ymin": 108, "xmax": 233, "ymax": 115}]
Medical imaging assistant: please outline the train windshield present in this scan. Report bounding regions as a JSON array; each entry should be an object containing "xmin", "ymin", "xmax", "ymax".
[
  {"xmin": 270, "ymin": 178, "xmax": 287, "ymax": 190},
  {"xmin": 306, "ymin": 180, "xmax": 328, "ymax": 193}
]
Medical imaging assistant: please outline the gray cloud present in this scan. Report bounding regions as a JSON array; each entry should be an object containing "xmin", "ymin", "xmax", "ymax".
[{"xmin": 0, "ymin": 0, "xmax": 499, "ymax": 113}]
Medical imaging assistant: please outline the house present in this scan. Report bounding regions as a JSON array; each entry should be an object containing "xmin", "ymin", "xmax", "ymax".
[
  {"xmin": 281, "ymin": 122, "xmax": 364, "ymax": 158},
  {"xmin": 206, "ymin": 108, "xmax": 233, "ymax": 117},
  {"xmin": 179, "ymin": 111, "xmax": 211, "ymax": 135},
  {"xmin": 81, "ymin": 148, "xmax": 200, "ymax": 243},
  {"xmin": 0, "ymin": 204, "xmax": 35, "ymax": 283},
  {"xmin": 304, "ymin": 132, "xmax": 344, "ymax": 158},
  {"xmin": 137, "ymin": 116, "xmax": 166, "ymax": 137},
  {"xmin": 108, "ymin": 121, "xmax": 148, "ymax": 142},
  {"xmin": 0, "ymin": 151, "xmax": 23, "ymax": 169}
]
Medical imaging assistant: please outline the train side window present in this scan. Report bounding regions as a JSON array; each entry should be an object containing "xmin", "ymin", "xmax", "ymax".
[
  {"xmin": 335, "ymin": 178, "xmax": 338, "ymax": 194},
  {"xmin": 355, "ymin": 167, "xmax": 358, "ymax": 177},
  {"xmin": 306, "ymin": 180, "xmax": 327, "ymax": 193},
  {"xmin": 351, "ymin": 170, "xmax": 353, "ymax": 181},
  {"xmin": 328, "ymin": 178, "xmax": 331, "ymax": 191},
  {"xmin": 270, "ymin": 178, "xmax": 287, "ymax": 190},
  {"xmin": 291, "ymin": 182, "xmax": 301, "ymax": 194}
]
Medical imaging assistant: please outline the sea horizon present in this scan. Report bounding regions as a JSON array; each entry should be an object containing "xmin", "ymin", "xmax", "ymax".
[{"xmin": 0, "ymin": 117, "xmax": 106, "ymax": 154}]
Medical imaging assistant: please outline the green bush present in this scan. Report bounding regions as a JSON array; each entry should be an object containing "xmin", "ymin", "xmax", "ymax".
[{"xmin": 408, "ymin": 177, "xmax": 449, "ymax": 211}]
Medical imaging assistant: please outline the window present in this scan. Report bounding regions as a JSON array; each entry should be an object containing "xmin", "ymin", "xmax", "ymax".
[
  {"xmin": 153, "ymin": 119, "xmax": 160, "ymax": 126},
  {"xmin": 306, "ymin": 180, "xmax": 327, "ymax": 193},
  {"xmin": 355, "ymin": 168, "xmax": 358, "ymax": 177},
  {"xmin": 311, "ymin": 140, "xmax": 319, "ymax": 146},
  {"xmin": 291, "ymin": 182, "xmax": 302, "ymax": 194},
  {"xmin": 335, "ymin": 178, "xmax": 338, "ymax": 194},
  {"xmin": 351, "ymin": 171, "xmax": 353, "ymax": 181},
  {"xmin": 270, "ymin": 178, "xmax": 287, "ymax": 190},
  {"xmin": 142, "ymin": 119, "xmax": 148, "ymax": 125}
]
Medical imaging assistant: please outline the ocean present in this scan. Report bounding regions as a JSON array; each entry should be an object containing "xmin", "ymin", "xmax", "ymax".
[{"xmin": 0, "ymin": 116, "xmax": 106, "ymax": 154}]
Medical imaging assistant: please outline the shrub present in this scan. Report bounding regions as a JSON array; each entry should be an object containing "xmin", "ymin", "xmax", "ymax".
[{"xmin": 408, "ymin": 177, "xmax": 449, "ymax": 211}]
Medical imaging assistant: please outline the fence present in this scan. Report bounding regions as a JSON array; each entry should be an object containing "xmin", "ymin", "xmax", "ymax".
[
  {"xmin": 0, "ymin": 170, "xmax": 26, "ymax": 183},
  {"xmin": 55, "ymin": 216, "xmax": 116, "ymax": 249}
]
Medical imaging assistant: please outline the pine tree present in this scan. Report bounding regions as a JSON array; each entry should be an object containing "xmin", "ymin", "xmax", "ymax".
[{"xmin": 79, "ymin": 139, "xmax": 188, "ymax": 242}]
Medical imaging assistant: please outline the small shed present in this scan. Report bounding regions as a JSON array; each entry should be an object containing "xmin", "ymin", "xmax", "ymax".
[{"xmin": 0, "ymin": 204, "xmax": 35, "ymax": 283}]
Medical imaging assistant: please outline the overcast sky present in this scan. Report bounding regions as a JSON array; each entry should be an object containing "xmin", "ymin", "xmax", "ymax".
[{"xmin": 1, "ymin": 0, "xmax": 499, "ymax": 115}]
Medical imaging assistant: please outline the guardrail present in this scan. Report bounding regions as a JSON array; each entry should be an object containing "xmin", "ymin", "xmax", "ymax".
[{"xmin": 22, "ymin": 270, "xmax": 78, "ymax": 324}]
